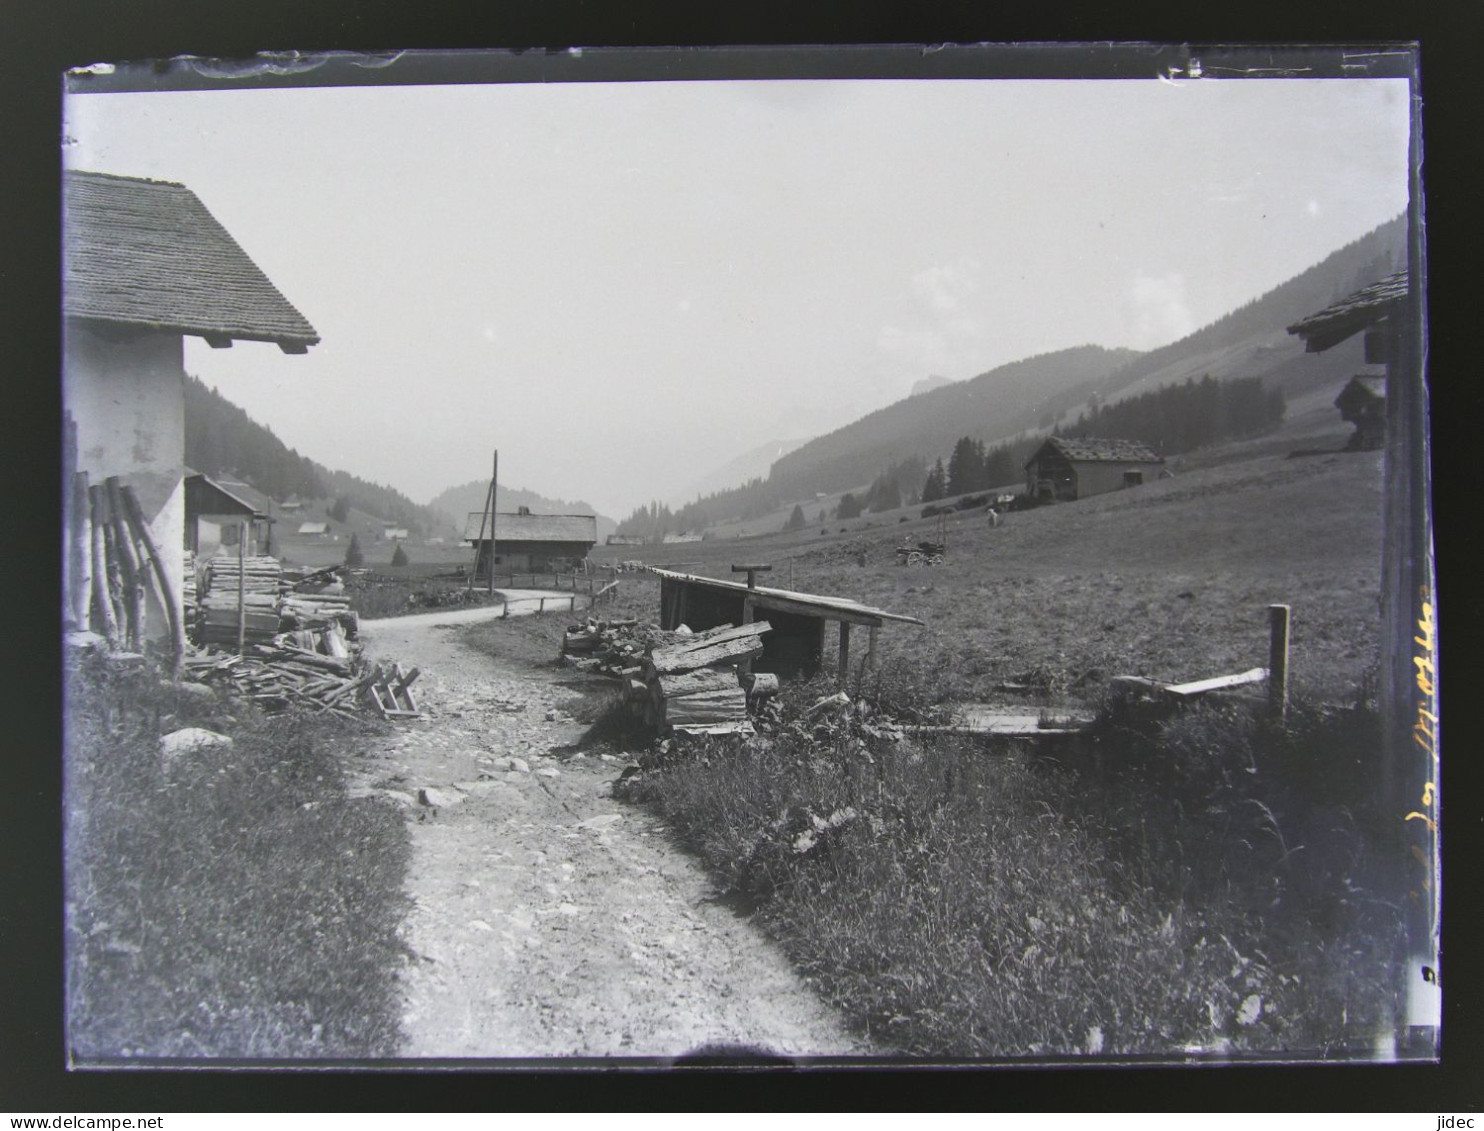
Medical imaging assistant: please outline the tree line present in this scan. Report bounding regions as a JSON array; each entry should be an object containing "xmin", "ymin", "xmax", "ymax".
[
  {"xmin": 183, "ymin": 374, "xmax": 440, "ymax": 536},
  {"xmin": 1057, "ymin": 374, "xmax": 1284, "ymax": 455}
]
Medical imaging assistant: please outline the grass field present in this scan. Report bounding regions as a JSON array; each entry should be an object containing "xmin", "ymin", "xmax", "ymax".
[
  {"xmin": 593, "ymin": 448, "xmax": 1383, "ymax": 708},
  {"xmin": 64, "ymin": 656, "xmax": 410, "ymax": 1060}
]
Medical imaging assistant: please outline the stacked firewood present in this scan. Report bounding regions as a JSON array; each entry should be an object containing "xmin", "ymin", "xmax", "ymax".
[
  {"xmin": 193, "ymin": 558, "xmax": 359, "ymax": 652},
  {"xmin": 182, "ymin": 645, "xmax": 369, "ymax": 719},
  {"xmin": 561, "ymin": 618, "xmax": 679, "ymax": 677},
  {"xmin": 621, "ymin": 621, "xmax": 775, "ymax": 734},
  {"xmin": 199, "ymin": 556, "xmax": 284, "ymax": 646}
]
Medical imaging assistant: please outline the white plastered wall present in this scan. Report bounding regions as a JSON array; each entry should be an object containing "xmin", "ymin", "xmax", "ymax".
[{"xmin": 64, "ymin": 320, "xmax": 185, "ymax": 641}]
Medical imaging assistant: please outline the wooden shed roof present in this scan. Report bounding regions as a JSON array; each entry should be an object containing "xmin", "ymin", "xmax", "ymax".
[
  {"xmin": 184, "ymin": 471, "xmax": 266, "ymax": 518},
  {"xmin": 463, "ymin": 511, "xmax": 598, "ymax": 544},
  {"xmin": 1287, "ymin": 271, "xmax": 1409, "ymax": 353},
  {"xmin": 64, "ymin": 170, "xmax": 319, "ymax": 352},
  {"xmin": 1027, "ymin": 436, "xmax": 1164, "ymax": 467},
  {"xmin": 651, "ymin": 568, "xmax": 925, "ymax": 628}
]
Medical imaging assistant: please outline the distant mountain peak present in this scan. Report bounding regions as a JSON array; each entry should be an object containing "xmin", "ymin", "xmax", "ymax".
[{"xmin": 910, "ymin": 375, "xmax": 954, "ymax": 397}]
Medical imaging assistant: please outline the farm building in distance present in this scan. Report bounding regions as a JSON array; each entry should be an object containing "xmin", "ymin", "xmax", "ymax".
[
  {"xmin": 297, "ymin": 521, "xmax": 330, "ymax": 537},
  {"xmin": 464, "ymin": 507, "xmax": 598, "ymax": 574},
  {"xmin": 1024, "ymin": 437, "xmax": 1165, "ymax": 503},
  {"xmin": 1334, "ymin": 375, "xmax": 1387, "ymax": 451},
  {"xmin": 183, "ymin": 471, "xmax": 273, "ymax": 558},
  {"xmin": 650, "ymin": 567, "xmax": 923, "ymax": 679},
  {"xmin": 606, "ymin": 534, "xmax": 645, "ymax": 547},
  {"xmin": 663, "ymin": 532, "xmax": 705, "ymax": 544},
  {"xmin": 62, "ymin": 170, "xmax": 318, "ymax": 639}
]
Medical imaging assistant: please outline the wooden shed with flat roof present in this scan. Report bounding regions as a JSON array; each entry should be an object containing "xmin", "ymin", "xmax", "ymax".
[{"xmin": 649, "ymin": 567, "xmax": 924, "ymax": 680}]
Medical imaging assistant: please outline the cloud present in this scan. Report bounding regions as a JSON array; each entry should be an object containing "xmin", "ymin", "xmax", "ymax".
[
  {"xmin": 1126, "ymin": 271, "xmax": 1195, "ymax": 350},
  {"xmin": 877, "ymin": 257, "xmax": 989, "ymax": 374}
]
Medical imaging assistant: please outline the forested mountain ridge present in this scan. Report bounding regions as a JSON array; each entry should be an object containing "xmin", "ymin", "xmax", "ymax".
[
  {"xmin": 184, "ymin": 375, "xmax": 454, "ymax": 538},
  {"xmin": 428, "ymin": 480, "xmax": 616, "ymax": 541},
  {"xmin": 769, "ymin": 344, "xmax": 1141, "ymax": 498}
]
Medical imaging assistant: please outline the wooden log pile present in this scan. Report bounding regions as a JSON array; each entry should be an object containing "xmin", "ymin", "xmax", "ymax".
[
  {"xmin": 560, "ymin": 618, "xmax": 678, "ymax": 676},
  {"xmin": 182, "ymin": 646, "xmax": 370, "ymax": 720},
  {"xmin": 62, "ymin": 469, "xmax": 187, "ymax": 672},
  {"xmin": 199, "ymin": 556, "xmax": 284, "ymax": 646},
  {"xmin": 619, "ymin": 621, "xmax": 774, "ymax": 735},
  {"xmin": 193, "ymin": 557, "xmax": 359, "ymax": 649}
]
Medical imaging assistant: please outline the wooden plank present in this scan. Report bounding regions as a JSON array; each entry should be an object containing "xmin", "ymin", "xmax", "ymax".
[
  {"xmin": 838, "ymin": 622, "xmax": 851, "ymax": 685},
  {"xmin": 652, "ymin": 620, "xmax": 769, "ymax": 662},
  {"xmin": 649, "ymin": 635, "xmax": 765, "ymax": 675},
  {"xmin": 656, "ymin": 667, "xmax": 739, "ymax": 699},
  {"xmin": 1166, "ymin": 667, "xmax": 1268, "ymax": 697},
  {"xmin": 751, "ymin": 590, "xmax": 889, "ymax": 628}
]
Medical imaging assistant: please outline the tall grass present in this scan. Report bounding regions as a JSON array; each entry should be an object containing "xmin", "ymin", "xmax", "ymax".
[
  {"xmin": 620, "ymin": 672, "xmax": 1403, "ymax": 1058},
  {"xmin": 64, "ymin": 653, "xmax": 411, "ymax": 1060}
]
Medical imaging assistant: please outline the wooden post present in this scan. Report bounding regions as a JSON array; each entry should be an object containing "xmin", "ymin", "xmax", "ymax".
[
  {"xmin": 867, "ymin": 624, "xmax": 879, "ymax": 672},
  {"xmin": 467, "ymin": 474, "xmax": 493, "ymax": 596},
  {"xmin": 838, "ymin": 621, "xmax": 851, "ymax": 687},
  {"xmin": 237, "ymin": 521, "xmax": 248, "ymax": 655},
  {"xmin": 119, "ymin": 485, "xmax": 184, "ymax": 675},
  {"xmin": 488, "ymin": 450, "xmax": 498, "ymax": 600},
  {"xmin": 88, "ymin": 485, "xmax": 119, "ymax": 647},
  {"xmin": 105, "ymin": 477, "xmax": 144, "ymax": 649},
  {"xmin": 1268, "ymin": 604, "xmax": 1289, "ymax": 722},
  {"xmin": 72, "ymin": 471, "xmax": 93, "ymax": 631},
  {"xmin": 62, "ymin": 413, "xmax": 77, "ymax": 629}
]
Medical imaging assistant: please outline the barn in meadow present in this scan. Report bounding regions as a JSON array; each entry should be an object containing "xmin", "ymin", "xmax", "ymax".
[
  {"xmin": 463, "ymin": 507, "xmax": 598, "ymax": 574},
  {"xmin": 1023, "ymin": 436, "xmax": 1165, "ymax": 503}
]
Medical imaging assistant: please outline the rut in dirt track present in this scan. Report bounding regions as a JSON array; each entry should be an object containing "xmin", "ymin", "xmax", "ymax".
[{"xmin": 349, "ymin": 605, "xmax": 871, "ymax": 1059}]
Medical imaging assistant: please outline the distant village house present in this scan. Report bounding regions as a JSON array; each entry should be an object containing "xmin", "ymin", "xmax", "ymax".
[
  {"xmin": 63, "ymin": 170, "xmax": 318, "ymax": 638},
  {"xmin": 297, "ymin": 521, "xmax": 330, "ymax": 537},
  {"xmin": 463, "ymin": 507, "xmax": 598, "ymax": 574},
  {"xmin": 1024, "ymin": 437, "xmax": 1165, "ymax": 503},
  {"xmin": 184, "ymin": 471, "xmax": 273, "ymax": 558}
]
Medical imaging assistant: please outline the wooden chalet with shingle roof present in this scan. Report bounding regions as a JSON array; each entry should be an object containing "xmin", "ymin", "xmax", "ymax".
[
  {"xmin": 62, "ymin": 170, "xmax": 318, "ymax": 641},
  {"xmin": 1023, "ymin": 436, "xmax": 1165, "ymax": 502},
  {"xmin": 183, "ymin": 470, "xmax": 273, "ymax": 557},
  {"xmin": 463, "ymin": 507, "xmax": 598, "ymax": 574}
]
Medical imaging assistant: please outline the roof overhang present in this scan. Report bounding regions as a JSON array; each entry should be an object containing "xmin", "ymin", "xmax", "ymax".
[{"xmin": 652, "ymin": 568, "xmax": 925, "ymax": 628}]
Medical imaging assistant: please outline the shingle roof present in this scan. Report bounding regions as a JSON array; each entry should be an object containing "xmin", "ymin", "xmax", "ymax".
[
  {"xmin": 184, "ymin": 471, "xmax": 267, "ymax": 518},
  {"xmin": 1287, "ymin": 271, "xmax": 1409, "ymax": 353},
  {"xmin": 64, "ymin": 170, "xmax": 319, "ymax": 351},
  {"xmin": 463, "ymin": 512, "xmax": 598, "ymax": 544},
  {"xmin": 1028, "ymin": 436, "xmax": 1164, "ymax": 466},
  {"xmin": 650, "ymin": 568, "xmax": 925, "ymax": 628}
]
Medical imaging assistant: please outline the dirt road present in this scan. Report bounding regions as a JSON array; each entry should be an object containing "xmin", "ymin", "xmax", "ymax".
[{"xmin": 351, "ymin": 603, "xmax": 869, "ymax": 1061}]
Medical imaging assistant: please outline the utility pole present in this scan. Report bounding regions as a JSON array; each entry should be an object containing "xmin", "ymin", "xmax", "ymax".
[{"xmin": 488, "ymin": 450, "xmax": 498, "ymax": 599}]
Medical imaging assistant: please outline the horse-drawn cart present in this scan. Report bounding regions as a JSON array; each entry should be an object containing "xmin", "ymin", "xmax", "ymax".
[{"xmin": 897, "ymin": 541, "xmax": 946, "ymax": 568}]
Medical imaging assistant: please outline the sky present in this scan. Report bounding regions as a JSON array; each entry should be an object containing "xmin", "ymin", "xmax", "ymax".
[{"xmin": 63, "ymin": 70, "xmax": 1412, "ymax": 518}]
